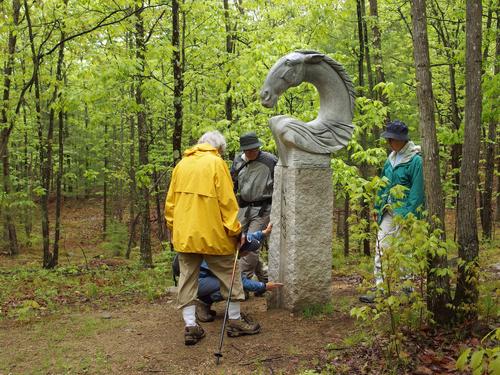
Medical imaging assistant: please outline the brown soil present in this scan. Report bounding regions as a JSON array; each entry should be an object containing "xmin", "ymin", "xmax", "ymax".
[
  {"xmin": 1, "ymin": 198, "xmax": 492, "ymax": 374},
  {"xmin": 0, "ymin": 198, "xmax": 360, "ymax": 374},
  {"xmin": 0, "ymin": 281, "xmax": 358, "ymax": 374}
]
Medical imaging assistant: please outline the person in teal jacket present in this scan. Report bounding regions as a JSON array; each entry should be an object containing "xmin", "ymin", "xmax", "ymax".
[{"xmin": 360, "ymin": 120, "xmax": 424, "ymax": 304}]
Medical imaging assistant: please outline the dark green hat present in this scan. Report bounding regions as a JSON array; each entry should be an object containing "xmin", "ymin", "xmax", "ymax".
[{"xmin": 239, "ymin": 132, "xmax": 262, "ymax": 151}]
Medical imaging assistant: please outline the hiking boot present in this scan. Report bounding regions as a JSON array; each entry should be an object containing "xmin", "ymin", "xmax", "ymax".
[
  {"xmin": 359, "ymin": 294, "xmax": 376, "ymax": 304},
  {"xmin": 196, "ymin": 301, "xmax": 216, "ymax": 323},
  {"xmin": 359, "ymin": 288, "xmax": 385, "ymax": 304},
  {"xmin": 402, "ymin": 286, "xmax": 414, "ymax": 297},
  {"xmin": 184, "ymin": 324, "xmax": 205, "ymax": 346},
  {"xmin": 227, "ymin": 313, "xmax": 261, "ymax": 337}
]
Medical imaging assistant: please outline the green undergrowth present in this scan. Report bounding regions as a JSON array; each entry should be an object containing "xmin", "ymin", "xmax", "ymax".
[
  {"xmin": 0, "ymin": 313, "xmax": 126, "ymax": 374},
  {"xmin": 0, "ymin": 251, "xmax": 174, "ymax": 321},
  {"xmin": 302, "ymin": 302, "xmax": 335, "ymax": 318}
]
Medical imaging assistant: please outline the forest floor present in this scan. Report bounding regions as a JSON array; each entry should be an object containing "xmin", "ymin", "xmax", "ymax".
[{"xmin": 0, "ymin": 198, "xmax": 498, "ymax": 374}]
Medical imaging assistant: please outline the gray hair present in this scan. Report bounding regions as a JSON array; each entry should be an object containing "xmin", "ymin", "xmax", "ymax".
[{"xmin": 197, "ymin": 130, "xmax": 227, "ymax": 154}]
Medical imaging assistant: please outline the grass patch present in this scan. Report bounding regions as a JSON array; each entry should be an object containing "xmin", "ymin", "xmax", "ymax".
[
  {"xmin": 0, "ymin": 314, "xmax": 124, "ymax": 374},
  {"xmin": 0, "ymin": 252, "xmax": 174, "ymax": 321},
  {"xmin": 302, "ymin": 303, "xmax": 334, "ymax": 318}
]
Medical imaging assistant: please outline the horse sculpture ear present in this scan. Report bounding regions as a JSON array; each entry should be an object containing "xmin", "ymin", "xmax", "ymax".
[
  {"xmin": 285, "ymin": 57, "xmax": 302, "ymax": 66},
  {"xmin": 303, "ymin": 54, "xmax": 324, "ymax": 64}
]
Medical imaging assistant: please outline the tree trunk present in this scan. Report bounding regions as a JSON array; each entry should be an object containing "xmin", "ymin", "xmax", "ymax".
[
  {"xmin": 343, "ymin": 196, "xmax": 350, "ymax": 257},
  {"xmin": 172, "ymin": 0, "xmax": 184, "ymax": 165},
  {"xmin": 83, "ymin": 103, "xmax": 90, "ymax": 199},
  {"xmin": 103, "ymin": 120, "xmax": 108, "ymax": 238},
  {"xmin": 454, "ymin": 0, "xmax": 483, "ymax": 322},
  {"xmin": 480, "ymin": 7, "xmax": 498, "ymax": 240},
  {"xmin": 223, "ymin": 0, "xmax": 235, "ymax": 122},
  {"xmin": 1, "ymin": 145, "xmax": 19, "ymax": 255},
  {"xmin": 126, "ymin": 31, "xmax": 137, "ymax": 257},
  {"xmin": 368, "ymin": 0, "xmax": 389, "ymax": 120},
  {"xmin": 53, "ymin": 20, "xmax": 67, "ymax": 267},
  {"xmin": 0, "ymin": 0, "xmax": 21, "ymax": 255},
  {"xmin": 22, "ymin": 104, "xmax": 32, "ymax": 243},
  {"xmin": 127, "ymin": 104, "xmax": 137, "ymax": 257},
  {"xmin": 135, "ymin": 3, "xmax": 152, "ymax": 267},
  {"xmin": 496, "ymin": 152, "xmax": 500, "ymax": 222},
  {"xmin": 356, "ymin": 0, "xmax": 371, "ymax": 256},
  {"xmin": 25, "ymin": 0, "xmax": 53, "ymax": 268},
  {"xmin": 361, "ymin": 0, "xmax": 374, "ymax": 94},
  {"xmin": 410, "ymin": 0, "xmax": 450, "ymax": 325}
]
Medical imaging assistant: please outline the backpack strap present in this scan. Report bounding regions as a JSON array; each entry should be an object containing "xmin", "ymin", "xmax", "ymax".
[{"xmin": 231, "ymin": 158, "xmax": 251, "ymax": 193}]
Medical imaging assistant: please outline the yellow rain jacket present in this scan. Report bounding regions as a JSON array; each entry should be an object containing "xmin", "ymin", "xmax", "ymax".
[{"xmin": 165, "ymin": 143, "xmax": 241, "ymax": 255}]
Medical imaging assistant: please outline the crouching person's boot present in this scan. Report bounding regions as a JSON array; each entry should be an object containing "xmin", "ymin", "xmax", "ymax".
[
  {"xmin": 196, "ymin": 300, "xmax": 216, "ymax": 323},
  {"xmin": 227, "ymin": 312, "xmax": 261, "ymax": 337},
  {"xmin": 184, "ymin": 324, "xmax": 205, "ymax": 345}
]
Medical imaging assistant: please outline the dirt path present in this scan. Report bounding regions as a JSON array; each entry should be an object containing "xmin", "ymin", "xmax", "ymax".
[
  {"xmin": 0, "ymin": 199, "xmax": 362, "ymax": 374},
  {"xmin": 0, "ymin": 279, "xmax": 358, "ymax": 375}
]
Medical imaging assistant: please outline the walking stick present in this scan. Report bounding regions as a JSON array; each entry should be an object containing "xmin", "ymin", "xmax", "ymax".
[{"xmin": 214, "ymin": 243, "xmax": 241, "ymax": 365}]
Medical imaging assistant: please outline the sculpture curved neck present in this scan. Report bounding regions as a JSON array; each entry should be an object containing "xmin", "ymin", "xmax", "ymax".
[{"xmin": 303, "ymin": 64, "xmax": 352, "ymax": 125}]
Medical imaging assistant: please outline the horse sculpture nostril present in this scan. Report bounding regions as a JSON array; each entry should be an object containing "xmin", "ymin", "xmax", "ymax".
[{"xmin": 260, "ymin": 89, "xmax": 269, "ymax": 100}]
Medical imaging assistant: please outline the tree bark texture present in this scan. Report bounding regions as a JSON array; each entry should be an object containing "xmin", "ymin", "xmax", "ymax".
[
  {"xmin": 454, "ymin": 0, "xmax": 483, "ymax": 320},
  {"xmin": 53, "ymin": 22, "xmax": 67, "ymax": 267},
  {"xmin": 223, "ymin": 0, "xmax": 235, "ymax": 122},
  {"xmin": 103, "ymin": 121, "xmax": 109, "ymax": 238},
  {"xmin": 172, "ymin": 0, "xmax": 184, "ymax": 165},
  {"xmin": 369, "ymin": 0, "xmax": 389, "ymax": 118},
  {"xmin": 25, "ymin": 0, "xmax": 54, "ymax": 267},
  {"xmin": 356, "ymin": 0, "xmax": 371, "ymax": 256},
  {"xmin": 410, "ymin": 0, "xmax": 450, "ymax": 325},
  {"xmin": 361, "ymin": 0, "xmax": 373, "ymax": 94},
  {"xmin": 1, "ymin": 0, "xmax": 21, "ymax": 255},
  {"xmin": 135, "ymin": 3, "xmax": 152, "ymax": 267},
  {"xmin": 343, "ymin": 196, "xmax": 350, "ymax": 257},
  {"xmin": 480, "ymin": 7, "xmax": 498, "ymax": 239}
]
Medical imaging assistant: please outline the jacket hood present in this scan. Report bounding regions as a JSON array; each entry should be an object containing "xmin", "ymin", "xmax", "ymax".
[
  {"xmin": 183, "ymin": 143, "xmax": 220, "ymax": 157},
  {"xmin": 389, "ymin": 141, "xmax": 421, "ymax": 166}
]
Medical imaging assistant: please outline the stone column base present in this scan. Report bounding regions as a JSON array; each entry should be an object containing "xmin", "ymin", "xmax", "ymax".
[{"xmin": 267, "ymin": 156, "xmax": 333, "ymax": 311}]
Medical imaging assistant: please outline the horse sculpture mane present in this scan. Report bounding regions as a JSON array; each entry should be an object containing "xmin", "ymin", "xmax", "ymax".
[{"xmin": 260, "ymin": 50, "xmax": 355, "ymax": 166}]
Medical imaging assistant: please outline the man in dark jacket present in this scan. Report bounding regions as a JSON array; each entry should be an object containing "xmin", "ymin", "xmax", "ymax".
[
  {"xmin": 231, "ymin": 132, "xmax": 277, "ymax": 289},
  {"xmin": 360, "ymin": 120, "xmax": 424, "ymax": 303}
]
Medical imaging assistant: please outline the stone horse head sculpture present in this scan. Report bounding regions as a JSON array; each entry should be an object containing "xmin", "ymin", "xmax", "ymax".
[{"xmin": 260, "ymin": 51, "xmax": 355, "ymax": 166}]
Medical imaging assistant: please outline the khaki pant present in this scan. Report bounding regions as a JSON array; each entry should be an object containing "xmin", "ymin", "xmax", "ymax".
[
  {"xmin": 238, "ymin": 206, "xmax": 270, "ymax": 282},
  {"xmin": 177, "ymin": 252, "xmax": 245, "ymax": 309},
  {"xmin": 374, "ymin": 213, "xmax": 399, "ymax": 286}
]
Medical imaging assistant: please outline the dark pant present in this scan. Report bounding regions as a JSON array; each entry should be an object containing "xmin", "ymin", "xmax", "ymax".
[{"xmin": 198, "ymin": 276, "xmax": 223, "ymax": 304}]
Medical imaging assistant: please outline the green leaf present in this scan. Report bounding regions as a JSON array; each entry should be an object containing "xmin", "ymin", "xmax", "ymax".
[
  {"xmin": 456, "ymin": 348, "xmax": 471, "ymax": 370},
  {"xmin": 470, "ymin": 350, "xmax": 484, "ymax": 371},
  {"xmin": 489, "ymin": 354, "xmax": 500, "ymax": 375}
]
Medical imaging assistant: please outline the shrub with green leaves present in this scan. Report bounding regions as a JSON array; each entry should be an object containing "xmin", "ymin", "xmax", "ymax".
[
  {"xmin": 456, "ymin": 328, "xmax": 500, "ymax": 375},
  {"xmin": 350, "ymin": 213, "xmax": 455, "ymax": 363}
]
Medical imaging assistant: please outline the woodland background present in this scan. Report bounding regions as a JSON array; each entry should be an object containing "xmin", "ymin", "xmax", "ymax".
[{"xmin": 0, "ymin": 0, "xmax": 498, "ymax": 373}]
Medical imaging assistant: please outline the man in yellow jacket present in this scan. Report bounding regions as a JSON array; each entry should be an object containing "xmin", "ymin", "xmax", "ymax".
[{"xmin": 165, "ymin": 130, "xmax": 260, "ymax": 345}]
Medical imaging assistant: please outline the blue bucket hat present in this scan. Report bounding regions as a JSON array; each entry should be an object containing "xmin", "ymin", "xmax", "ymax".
[{"xmin": 381, "ymin": 120, "xmax": 409, "ymax": 141}]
